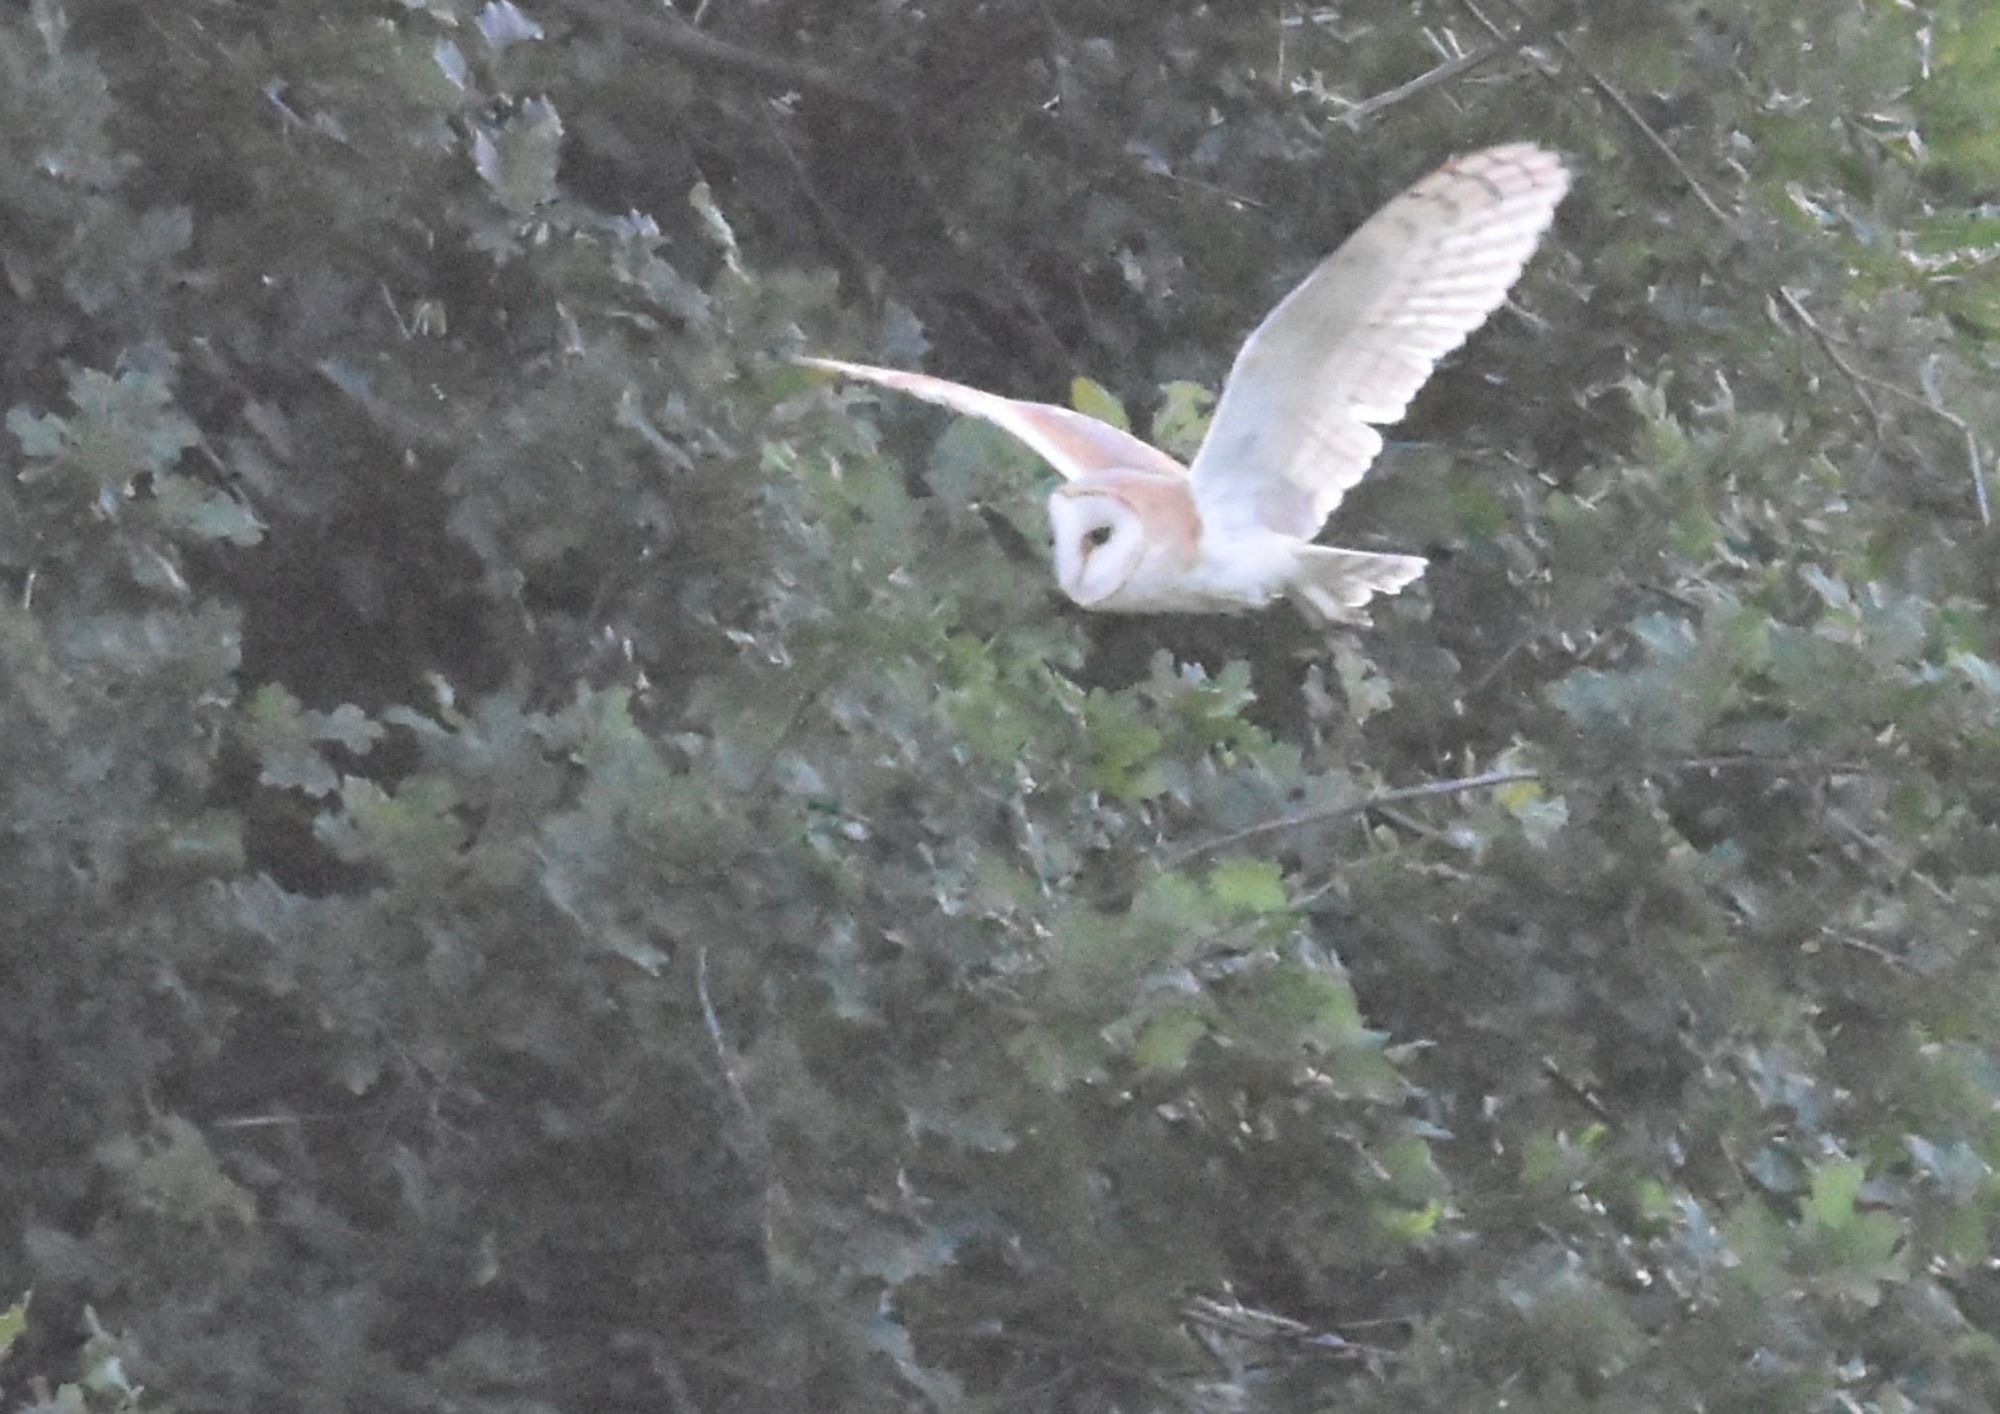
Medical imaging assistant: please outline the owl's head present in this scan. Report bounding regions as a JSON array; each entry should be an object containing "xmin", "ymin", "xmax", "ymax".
[{"xmin": 1048, "ymin": 484, "xmax": 1147, "ymax": 607}]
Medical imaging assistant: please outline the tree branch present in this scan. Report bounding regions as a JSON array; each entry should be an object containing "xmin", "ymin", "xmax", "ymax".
[
  {"xmin": 1453, "ymin": 0, "xmax": 1988, "ymax": 527},
  {"xmin": 1166, "ymin": 768, "xmax": 1540, "ymax": 868},
  {"xmin": 1334, "ymin": 4, "xmax": 1567, "ymax": 130},
  {"xmin": 1776, "ymin": 286, "xmax": 1990, "ymax": 526},
  {"xmin": 1465, "ymin": 0, "xmax": 1732, "ymax": 224},
  {"xmin": 562, "ymin": 0, "xmax": 897, "ymax": 111},
  {"xmin": 1171, "ymin": 754, "xmax": 1870, "ymax": 868},
  {"xmin": 1334, "ymin": 40, "xmax": 1516, "ymax": 129}
]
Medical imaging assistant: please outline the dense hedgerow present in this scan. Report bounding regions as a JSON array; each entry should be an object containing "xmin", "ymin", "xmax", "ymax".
[{"xmin": 4, "ymin": 1, "xmax": 2000, "ymax": 1410}]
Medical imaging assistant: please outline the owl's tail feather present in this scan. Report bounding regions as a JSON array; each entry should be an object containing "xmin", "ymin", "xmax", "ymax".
[{"xmin": 1288, "ymin": 547, "xmax": 1428, "ymax": 625}]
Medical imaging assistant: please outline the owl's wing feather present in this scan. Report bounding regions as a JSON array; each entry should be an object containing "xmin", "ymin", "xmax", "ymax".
[
  {"xmin": 1188, "ymin": 144, "xmax": 1568, "ymax": 540},
  {"xmin": 797, "ymin": 356, "xmax": 1188, "ymax": 482}
]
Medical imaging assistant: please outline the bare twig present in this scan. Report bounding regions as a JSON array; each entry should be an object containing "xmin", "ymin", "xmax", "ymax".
[
  {"xmin": 1369, "ymin": 804, "xmax": 1447, "ymax": 839},
  {"xmin": 1822, "ymin": 927, "xmax": 1914, "ymax": 973},
  {"xmin": 762, "ymin": 107, "xmax": 878, "ymax": 287},
  {"xmin": 1466, "ymin": 630, "xmax": 1533, "ymax": 697},
  {"xmin": 1141, "ymin": 166, "xmax": 1272, "ymax": 211},
  {"xmin": 1541, "ymin": 1055, "xmax": 1616, "ymax": 1125},
  {"xmin": 211, "ymin": 1111, "xmax": 337, "ymax": 1129},
  {"xmin": 1777, "ymin": 287, "xmax": 1990, "ymax": 525},
  {"xmin": 885, "ymin": 119, "xmax": 1078, "ymax": 371},
  {"xmin": 1183, "ymin": 1295, "xmax": 1400, "ymax": 1359},
  {"xmin": 697, "ymin": 945, "xmax": 760, "ymax": 1134},
  {"xmin": 1275, "ymin": 4, "xmax": 1288, "ymax": 93},
  {"xmin": 1176, "ymin": 754, "xmax": 1873, "ymax": 868},
  {"xmin": 563, "ymin": 0, "xmax": 894, "ymax": 110},
  {"xmin": 1167, "ymin": 767, "xmax": 1541, "ymax": 867},
  {"xmin": 1676, "ymin": 752, "xmax": 1867, "ymax": 773},
  {"xmin": 1921, "ymin": 353, "xmax": 1989, "ymax": 524},
  {"xmin": 1825, "ymin": 805, "xmax": 1953, "ymax": 905},
  {"xmin": 1335, "ymin": 38, "xmax": 1516, "ymax": 128},
  {"xmin": 1764, "ymin": 289, "xmax": 1885, "ymax": 429},
  {"xmin": 1469, "ymin": 0, "xmax": 1731, "ymax": 224}
]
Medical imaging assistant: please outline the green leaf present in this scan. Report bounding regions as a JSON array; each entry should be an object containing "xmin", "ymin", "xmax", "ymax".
[
  {"xmin": 1374, "ymin": 1201, "xmax": 1443, "ymax": 1241},
  {"xmin": 1133, "ymin": 1007, "xmax": 1209, "ymax": 1074},
  {"xmin": 152, "ymin": 475, "xmax": 265, "ymax": 545},
  {"xmin": 315, "ymin": 773, "xmax": 466, "ymax": 873},
  {"xmin": 12, "ymin": 366, "xmax": 199, "ymax": 499},
  {"xmin": 1130, "ymin": 870, "xmax": 1217, "ymax": 938},
  {"xmin": 473, "ymin": 98, "xmax": 563, "ymax": 215},
  {"xmin": 1151, "ymin": 380, "xmax": 1214, "ymax": 459},
  {"xmin": 1808, "ymin": 1160, "xmax": 1864, "ymax": 1224},
  {"xmin": 1330, "ymin": 639, "xmax": 1394, "ymax": 722},
  {"xmin": 7, "ymin": 406, "xmax": 66, "ymax": 458},
  {"xmin": 243, "ymin": 686, "xmax": 382, "ymax": 796},
  {"xmin": 1803, "ymin": 1157, "xmax": 1864, "ymax": 1233},
  {"xmin": 0, "ymin": 1292, "xmax": 27, "ymax": 1362},
  {"xmin": 312, "ymin": 703, "xmax": 386, "ymax": 754},
  {"xmin": 1069, "ymin": 376, "xmax": 1130, "ymax": 431},
  {"xmin": 1207, "ymin": 857, "xmax": 1288, "ymax": 914},
  {"xmin": 1238, "ymin": 963, "xmax": 1365, "ymax": 1048},
  {"xmin": 244, "ymin": 683, "xmax": 339, "ymax": 796},
  {"xmin": 98, "ymin": 1114, "xmax": 256, "ymax": 1227},
  {"xmin": 1497, "ymin": 778, "xmax": 1568, "ymax": 847},
  {"xmin": 1377, "ymin": 1133, "xmax": 1446, "ymax": 1199},
  {"xmin": 688, "ymin": 178, "xmax": 742, "ymax": 268}
]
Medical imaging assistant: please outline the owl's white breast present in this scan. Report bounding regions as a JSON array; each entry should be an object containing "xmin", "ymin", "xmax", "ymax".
[
  {"xmin": 1104, "ymin": 524, "xmax": 1304, "ymax": 614},
  {"xmin": 1185, "ymin": 527, "xmax": 1304, "ymax": 610}
]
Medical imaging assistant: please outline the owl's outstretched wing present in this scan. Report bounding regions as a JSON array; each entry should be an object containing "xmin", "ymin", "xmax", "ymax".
[
  {"xmin": 796, "ymin": 356, "xmax": 1188, "ymax": 483},
  {"xmin": 1188, "ymin": 144, "xmax": 1568, "ymax": 540}
]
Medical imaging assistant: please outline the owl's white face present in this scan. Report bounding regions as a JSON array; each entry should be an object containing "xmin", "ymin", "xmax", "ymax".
[{"xmin": 1048, "ymin": 487, "xmax": 1145, "ymax": 607}]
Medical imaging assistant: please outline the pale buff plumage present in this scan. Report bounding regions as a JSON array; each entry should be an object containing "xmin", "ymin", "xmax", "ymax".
[{"xmin": 802, "ymin": 143, "xmax": 1569, "ymax": 622}]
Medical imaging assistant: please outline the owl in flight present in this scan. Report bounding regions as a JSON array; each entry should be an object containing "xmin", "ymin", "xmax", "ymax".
[{"xmin": 803, "ymin": 143, "xmax": 1567, "ymax": 622}]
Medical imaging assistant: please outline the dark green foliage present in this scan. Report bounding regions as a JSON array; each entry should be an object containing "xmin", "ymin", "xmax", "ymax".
[{"xmin": 3, "ymin": 0, "xmax": 2000, "ymax": 1410}]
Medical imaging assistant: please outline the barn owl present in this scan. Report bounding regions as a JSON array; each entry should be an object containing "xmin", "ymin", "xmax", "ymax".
[{"xmin": 802, "ymin": 143, "xmax": 1568, "ymax": 622}]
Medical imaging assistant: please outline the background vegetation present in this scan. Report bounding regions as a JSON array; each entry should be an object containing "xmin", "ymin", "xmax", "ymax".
[{"xmin": 4, "ymin": 0, "xmax": 2000, "ymax": 1409}]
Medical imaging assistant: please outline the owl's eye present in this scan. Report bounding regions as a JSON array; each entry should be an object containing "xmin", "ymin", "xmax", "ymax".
[{"xmin": 1083, "ymin": 525, "xmax": 1114, "ymax": 551}]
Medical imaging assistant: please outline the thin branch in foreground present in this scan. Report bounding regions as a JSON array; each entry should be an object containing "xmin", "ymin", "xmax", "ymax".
[
  {"xmin": 1469, "ymin": 0, "xmax": 1733, "ymax": 225},
  {"xmin": 1822, "ymin": 927, "xmax": 1915, "ymax": 973},
  {"xmin": 762, "ymin": 107, "xmax": 879, "ymax": 288},
  {"xmin": 696, "ymin": 945, "xmax": 761, "ymax": 1135},
  {"xmin": 1182, "ymin": 1295, "xmax": 1400, "ymax": 1360},
  {"xmin": 1333, "ymin": 39, "xmax": 1517, "ymax": 128},
  {"xmin": 1172, "ymin": 754, "xmax": 1871, "ymax": 869},
  {"xmin": 563, "ymin": 0, "xmax": 896, "ymax": 110},
  {"xmin": 1825, "ymin": 805, "xmax": 1954, "ymax": 906},
  {"xmin": 1675, "ymin": 752, "xmax": 1868, "ymax": 773},
  {"xmin": 1777, "ymin": 286, "xmax": 1990, "ymax": 526},
  {"xmin": 1541, "ymin": 1055, "xmax": 1616, "ymax": 1126},
  {"xmin": 1166, "ymin": 767, "xmax": 1541, "ymax": 868}
]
